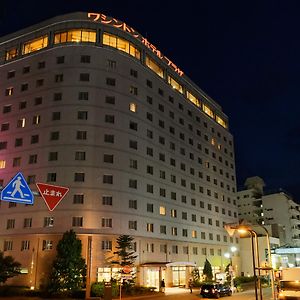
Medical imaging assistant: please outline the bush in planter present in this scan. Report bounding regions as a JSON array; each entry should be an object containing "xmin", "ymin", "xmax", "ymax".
[{"xmin": 91, "ymin": 282, "xmax": 105, "ymax": 297}]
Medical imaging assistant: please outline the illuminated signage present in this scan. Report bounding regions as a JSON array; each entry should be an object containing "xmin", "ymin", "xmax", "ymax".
[{"xmin": 88, "ymin": 12, "xmax": 184, "ymax": 77}]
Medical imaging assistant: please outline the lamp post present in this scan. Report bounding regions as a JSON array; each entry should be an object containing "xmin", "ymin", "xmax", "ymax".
[
  {"xmin": 224, "ymin": 222, "xmax": 270, "ymax": 300},
  {"xmin": 238, "ymin": 227, "xmax": 262, "ymax": 300},
  {"xmin": 253, "ymin": 224, "xmax": 275, "ymax": 300}
]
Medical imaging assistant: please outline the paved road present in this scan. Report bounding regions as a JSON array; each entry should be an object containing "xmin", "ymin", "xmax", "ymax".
[
  {"xmin": 0, "ymin": 287, "xmax": 274, "ymax": 300},
  {"xmin": 124, "ymin": 286, "xmax": 274, "ymax": 300}
]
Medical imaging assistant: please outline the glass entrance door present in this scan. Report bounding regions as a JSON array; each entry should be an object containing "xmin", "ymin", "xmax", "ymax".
[{"xmin": 172, "ymin": 266, "xmax": 186, "ymax": 286}]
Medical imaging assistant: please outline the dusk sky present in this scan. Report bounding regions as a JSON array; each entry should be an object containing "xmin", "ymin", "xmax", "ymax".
[{"xmin": 1, "ymin": 1, "xmax": 299, "ymax": 200}]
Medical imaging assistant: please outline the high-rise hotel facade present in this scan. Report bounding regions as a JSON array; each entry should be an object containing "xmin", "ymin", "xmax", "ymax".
[{"xmin": 0, "ymin": 12, "xmax": 238, "ymax": 289}]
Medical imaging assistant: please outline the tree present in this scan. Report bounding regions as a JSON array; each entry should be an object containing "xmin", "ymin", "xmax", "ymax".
[
  {"xmin": 0, "ymin": 251, "xmax": 21, "ymax": 283},
  {"xmin": 110, "ymin": 235, "xmax": 137, "ymax": 289},
  {"xmin": 48, "ymin": 230, "xmax": 86, "ymax": 293},
  {"xmin": 112, "ymin": 235, "xmax": 137, "ymax": 267},
  {"xmin": 203, "ymin": 259, "xmax": 213, "ymax": 281}
]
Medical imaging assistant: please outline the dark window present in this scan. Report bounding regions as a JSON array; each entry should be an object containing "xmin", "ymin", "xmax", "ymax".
[
  {"xmin": 103, "ymin": 175, "xmax": 113, "ymax": 184},
  {"xmin": 106, "ymin": 78, "xmax": 116, "ymax": 86},
  {"xmin": 130, "ymin": 69, "xmax": 138, "ymax": 78},
  {"xmin": 0, "ymin": 142, "xmax": 8, "ymax": 150},
  {"xmin": 79, "ymin": 92, "xmax": 89, "ymax": 100},
  {"xmin": 105, "ymin": 96, "xmax": 115, "ymax": 104},
  {"xmin": 147, "ymin": 96, "xmax": 153, "ymax": 104},
  {"xmin": 73, "ymin": 194, "xmax": 84, "ymax": 204},
  {"xmin": 56, "ymin": 56, "xmax": 65, "ymax": 64},
  {"xmin": 7, "ymin": 70, "xmax": 15, "ymax": 78},
  {"xmin": 50, "ymin": 131, "xmax": 60, "ymax": 140},
  {"xmin": 79, "ymin": 73, "xmax": 90, "ymax": 81},
  {"xmin": 75, "ymin": 151, "xmax": 86, "ymax": 161},
  {"xmin": 34, "ymin": 97, "xmax": 42, "ymax": 105},
  {"xmin": 129, "ymin": 179, "xmax": 137, "ymax": 189},
  {"xmin": 23, "ymin": 66, "xmax": 30, "ymax": 74},
  {"xmin": 3, "ymin": 105, "xmax": 12, "ymax": 113},
  {"xmin": 48, "ymin": 152, "xmax": 58, "ymax": 161},
  {"xmin": 47, "ymin": 173, "xmax": 56, "ymax": 182},
  {"xmin": 31, "ymin": 135, "xmax": 39, "ymax": 144},
  {"xmin": 129, "ymin": 140, "xmax": 137, "ymax": 149},
  {"xmin": 76, "ymin": 131, "xmax": 87, "ymax": 140},
  {"xmin": 81, "ymin": 55, "xmax": 91, "ymax": 63},
  {"xmin": 38, "ymin": 61, "xmax": 45, "ymax": 69},
  {"xmin": 19, "ymin": 101, "xmax": 27, "ymax": 109},
  {"xmin": 1, "ymin": 123, "xmax": 9, "ymax": 131},
  {"xmin": 146, "ymin": 80, "xmax": 152, "ymax": 88},
  {"xmin": 53, "ymin": 93, "xmax": 62, "ymax": 101},
  {"xmin": 78, "ymin": 111, "xmax": 88, "ymax": 120},
  {"xmin": 36, "ymin": 79, "xmax": 44, "ymax": 87},
  {"xmin": 103, "ymin": 154, "xmax": 114, "ymax": 163},
  {"xmin": 105, "ymin": 115, "xmax": 115, "ymax": 123},
  {"xmin": 104, "ymin": 134, "xmax": 114, "ymax": 143},
  {"xmin": 74, "ymin": 173, "xmax": 85, "ymax": 182},
  {"xmin": 129, "ymin": 121, "xmax": 137, "ymax": 131},
  {"xmin": 15, "ymin": 138, "xmax": 23, "ymax": 147},
  {"xmin": 55, "ymin": 74, "xmax": 63, "ymax": 82},
  {"xmin": 52, "ymin": 112, "xmax": 61, "ymax": 120}
]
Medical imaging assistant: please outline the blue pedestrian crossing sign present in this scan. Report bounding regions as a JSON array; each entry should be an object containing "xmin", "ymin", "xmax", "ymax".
[{"xmin": 0, "ymin": 172, "xmax": 34, "ymax": 204}]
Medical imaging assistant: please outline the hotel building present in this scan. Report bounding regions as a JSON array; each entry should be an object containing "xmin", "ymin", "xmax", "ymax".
[{"xmin": 0, "ymin": 12, "xmax": 238, "ymax": 289}]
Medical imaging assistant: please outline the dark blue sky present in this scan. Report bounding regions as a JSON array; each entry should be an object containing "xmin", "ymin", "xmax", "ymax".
[{"xmin": 1, "ymin": 0, "xmax": 299, "ymax": 200}]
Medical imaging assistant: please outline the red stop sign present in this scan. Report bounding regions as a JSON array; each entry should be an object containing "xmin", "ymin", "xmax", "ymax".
[{"xmin": 122, "ymin": 266, "xmax": 131, "ymax": 273}]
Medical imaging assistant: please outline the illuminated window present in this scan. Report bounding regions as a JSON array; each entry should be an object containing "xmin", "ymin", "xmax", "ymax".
[
  {"xmin": 187, "ymin": 91, "xmax": 200, "ymax": 107},
  {"xmin": 42, "ymin": 240, "xmax": 53, "ymax": 250},
  {"xmin": 17, "ymin": 118, "xmax": 26, "ymax": 128},
  {"xmin": 216, "ymin": 115, "xmax": 227, "ymax": 128},
  {"xmin": 145, "ymin": 55, "xmax": 164, "ymax": 78},
  {"xmin": 5, "ymin": 87, "xmax": 13, "ymax": 96},
  {"xmin": 159, "ymin": 206, "xmax": 166, "ymax": 215},
  {"xmin": 103, "ymin": 33, "xmax": 140, "ymax": 60},
  {"xmin": 0, "ymin": 160, "xmax": 6, "ymax": 169},
  {"xmin": 211, "ymin": 138, "xmax": 216, "ymax": 146},
  {"xmin": 5, "ymin": 48, "xmax": 18, "ymax": 61},
  {"xmin": 129, "ymin": 102, "xmax": 137, "ymax": 112},
  {"xmin": 22, "ymin": 35, "xmax": 48, "ymax": 55},
  {"xmin": 33, "ymin": 115, "xmax": 41, "ymax": 125},
  {"xmin": 54, "ymin": 29, "xmax": 96, "ymax": 44},
  {"xmin": 147, "ymin": 223, "xmax": 154, "ymax": 232},
  {"xmin": 171, "ymin": 209, "xmax": 177, "ymax": 218},
  {"xmin": 167, "ymin": 76, "xmax": 183, "ymax": 94},
  {"xmin": 203, "ymin": 103, "xmax": 214, "ymax": 118}
]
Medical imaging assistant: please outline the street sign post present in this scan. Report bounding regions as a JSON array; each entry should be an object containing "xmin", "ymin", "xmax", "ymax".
[
  {"xmin": 36, "ymin": 183, "xmax": 69, "ymax": 211},
  {"xmin": 0, "ymin": 172, "xmax": 34, "ymax": 204}
]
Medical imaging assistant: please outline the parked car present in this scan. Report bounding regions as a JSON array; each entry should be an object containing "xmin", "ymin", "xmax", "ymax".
[{"xmin": 200, "ymin": 283, "xmax": 232, "ymax": 298}]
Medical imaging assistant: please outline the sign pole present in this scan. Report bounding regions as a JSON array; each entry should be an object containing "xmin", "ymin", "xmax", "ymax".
[{"xmin": 85, "ymin": 236, "xmax": 92, "ymax": 299}]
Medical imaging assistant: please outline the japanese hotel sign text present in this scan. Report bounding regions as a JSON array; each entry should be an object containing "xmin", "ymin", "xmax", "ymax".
[{"xmin": 88, "ymin": 12, "xmax": 184, "ymax": 77}]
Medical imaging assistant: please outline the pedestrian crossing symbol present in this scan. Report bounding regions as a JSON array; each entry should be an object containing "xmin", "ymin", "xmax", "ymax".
[{"xmin": 0, "ymin": 172, "xmax": 34, "ymax": 204}]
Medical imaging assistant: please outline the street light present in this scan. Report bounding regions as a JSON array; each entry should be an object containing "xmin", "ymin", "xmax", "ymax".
[{"xmin": 224, "ymin": 222, "xmax": 267, "ymax": 300}]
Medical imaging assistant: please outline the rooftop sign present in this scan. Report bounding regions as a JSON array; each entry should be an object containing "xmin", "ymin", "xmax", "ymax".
[{"xmin": 88, "ymin": 12, "xmax": 184, "ymax": 77}]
